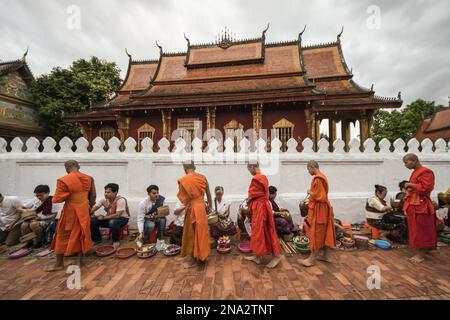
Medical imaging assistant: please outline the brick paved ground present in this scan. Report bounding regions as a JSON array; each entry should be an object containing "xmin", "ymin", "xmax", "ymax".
[{"xmin": 0, "ymin": 244, "xmax": 449, "ymax": 300}]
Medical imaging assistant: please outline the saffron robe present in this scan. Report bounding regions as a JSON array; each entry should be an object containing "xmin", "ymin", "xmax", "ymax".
[
  {"xmin": 178, "ymin": 172, "xmax": 211, "ymax": 261},
  {"xmin": 51, "ymin": 172, "xmax": 93, "ymax": 255},
  {"xmin": 403, "ymin": 166, "xmax": 437, "ymax": 249},
  {"xmin": 248, "ymin": 173, "xmax": 281, "ymax": 256},
  {"xmin": 307, "ymin": 172, "xmax": 336, "ymax": 251}
]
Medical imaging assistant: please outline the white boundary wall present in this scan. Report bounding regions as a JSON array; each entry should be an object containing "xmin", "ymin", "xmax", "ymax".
[{"xmin": 1, "ymin": 135, "xmax": 449, "ymax": 228}]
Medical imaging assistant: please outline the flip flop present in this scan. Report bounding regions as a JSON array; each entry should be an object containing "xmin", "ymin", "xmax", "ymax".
[{"xmin": 35, "ymin": 249, "xmax": 54, "ymax": 257}]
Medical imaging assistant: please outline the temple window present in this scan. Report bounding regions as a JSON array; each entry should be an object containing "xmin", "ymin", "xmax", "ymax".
[
  {"xmin": 224, "ymin": 120, "xmax": 244, "ymax": 152},
  {"xmin": 98, "ymin": 126, "xmax": 115, "ymax": 142},
  {"xmin": 137, "ymin": 123, "xmax": 155, "ymax": 151},
  {"xmin": 273, "ymin": 118, "xmax": 294, "ymax": 152},
  {"xmin": 177, "ymin": 118, "xmax": 201, "ymax": 143}
]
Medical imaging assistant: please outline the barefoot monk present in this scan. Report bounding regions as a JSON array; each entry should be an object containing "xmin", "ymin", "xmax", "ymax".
[
  {"xmin": 46, "ymin": 160, "xmax": 96, "ymax": 271},
  {"xmin": 301, "ymin": 160, "xmax": 336, "ymax": 267},
  {"xmin": 178, "ymin": 162, "xmax": 212, "ymax": 268},
  {"xmin": 402, "ymin": 153, "xmax": 437, "ymax": 263},
  {"xmin": 245, "ymin": 163, "xmax": 281, "ymax": 269}
]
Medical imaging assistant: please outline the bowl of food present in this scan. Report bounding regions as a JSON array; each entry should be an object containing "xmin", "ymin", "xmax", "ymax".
[
  {"xmin": 293, "ymin": 235, "xmax": 310, "ymax": 248},
  {"xmin": 208, "ymin": 213, "xmax": 219, "ymax": 225},
  {"xmin": 217, "ymin": 246, "xmax": 232, "ymax": 254},
  {"xmin": 390, "ymin": 200, "xmax": 402, "ymax": 210},
  {"xmin": 341, "ymin": 236, "xmax": 356, "ymax": 249},
  {"xmin": 137, "ymin": 244, "xmax": 157, "ymax": 259}
]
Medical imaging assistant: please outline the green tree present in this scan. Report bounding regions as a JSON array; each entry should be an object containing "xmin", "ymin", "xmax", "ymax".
[
  {"xmin": 372, "ymin": 99, "xmax": 446, "ymax": 143},
  {"xmin": 30, "ymin": 56, "xmax": 121, "ymax": 140}
]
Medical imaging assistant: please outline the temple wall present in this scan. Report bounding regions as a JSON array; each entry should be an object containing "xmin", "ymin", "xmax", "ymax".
[{"xmin": 1, "ymin": 135, "xmax": 449, "ymax": 229}]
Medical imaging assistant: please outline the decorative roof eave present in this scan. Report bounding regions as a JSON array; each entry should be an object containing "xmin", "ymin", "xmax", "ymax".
[
  {"xmin": 116, "ymin": 89, "xmax": 325, "ymax": 109},
  {"xmin": 313, "ymin": 101, "xmax": 402, "ymax": 112},
  {"xmin": 296, "ymin": 24, "xmax": 316, "ymax": 87},
  {"xmin": 0, "ymin": 49, "xmax": 35, "ymax": 81}
]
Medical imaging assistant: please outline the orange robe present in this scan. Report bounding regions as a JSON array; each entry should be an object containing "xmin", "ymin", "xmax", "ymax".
[
  {"xmin": 248, "ymin": 173, "xmax": 281, "ymax": 256},
  {"xmin": 403, "ymin": 166, "xmax": 437, "ymax": 249},
  {"xmin": 307, "ymin": 172, "xmax": 336, "ymax": 251},
  {"xmin": 51, "ymin": 172, "xmax": 93, "ymax": 255},
  {"xmin": 178, "ymin": 172, "xmax": 211, "ymax": 261}
]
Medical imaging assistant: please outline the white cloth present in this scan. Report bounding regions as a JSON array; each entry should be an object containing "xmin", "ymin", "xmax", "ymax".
[
  {"xmin": 23, "ymin": 197, "xmax": 42, "ymax": 210},
  {"xmin": 0, "ymin": 196, "xmax": 22, "ymax": 231},
  {"xmin": 137, "ymin": 197, "xmax": 162, "ymax": 233},
  {"xmin": 173, "ymin": 200, "xmax": 185, "ymax": 227},
  {"xmin": 214, "ymin": 199, "xmax": 230, "ymax": 217},
  {"xmin": 95, "ymin": 196, "xmax": 128, "ymax": 218},
  {"xmin": 366, "ymin": 195, "xmax": 387, "ymax": 220}
]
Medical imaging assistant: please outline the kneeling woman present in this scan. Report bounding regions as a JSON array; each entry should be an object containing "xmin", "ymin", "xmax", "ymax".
[
  {"xmin": 210, "ymin": 186, "xmax": 237, "ymax": 239},
  {"xmin": 366, "ymin": 185, "xmax": 406, "ymax": 241}
]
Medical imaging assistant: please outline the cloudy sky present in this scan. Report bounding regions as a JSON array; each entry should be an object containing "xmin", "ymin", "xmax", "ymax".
[{"xmin": 1, "ymin": 0, "xmax": 449, "ymax": 107}]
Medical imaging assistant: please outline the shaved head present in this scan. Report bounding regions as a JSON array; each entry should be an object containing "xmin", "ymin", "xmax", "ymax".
[
  {"xmin": 403, "ymin": 153, "xmax": 419, "ymax": 162},
  {"xmin": 64, "ymin": 160, "xmax": 80, "ymax": 173},
  {"xmin": 307, "ymin": 160, "xmax": 319, "ymax": 169},
  {"xmin": 182, "ymin": 161, "xmax": 196, "ymax": 171}
]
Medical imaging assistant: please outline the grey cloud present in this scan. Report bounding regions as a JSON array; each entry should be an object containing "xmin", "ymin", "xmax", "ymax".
[{"xmin": 1, "ymin": 0, "xmax": 449, "ymax": 106}]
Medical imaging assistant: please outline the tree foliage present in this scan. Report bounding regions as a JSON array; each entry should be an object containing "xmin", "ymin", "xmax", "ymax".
[
  {"xmin": 30, "ymin": 56, "xmax": 121, "ymax": 140},
  {"xmin": 372, "ymin": 99, "xmax": 447, "ymax": 143}
]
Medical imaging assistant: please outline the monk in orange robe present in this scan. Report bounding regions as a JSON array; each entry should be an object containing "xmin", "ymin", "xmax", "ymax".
[
  {"xmin": 45, "ymin": 160, "xmax": 96, "ymax": 271},
  {"xmin": 301, "ymin": 160, "xmax": 336, "ymax": 267},
  {"xmin": 245, "ymin": 163, "xmax": 282, "ymax": 269},
  {"xmin": 402, "ymin": 153, "xmax": 437, "ymax": 263},
  {"xmin": 178, "ymin": 162, "xmax": 212, "ymax": 268}
]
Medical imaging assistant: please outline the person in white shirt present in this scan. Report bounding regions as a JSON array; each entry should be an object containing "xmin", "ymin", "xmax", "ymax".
[
  {"xmin": 0, "ymin": 193, "xmax": 23, "ymax": 246},
  {"xmin": 210, "ymin": 186, "xmax": 237, "ymax": 239},
  {"xmin": 366, "ymin": 184, "xmax": 407, "ymax": 242},
  {"xmin": 90, "ymin": 183, "xmax": 130, "ymax": 249},
  {"xmin": 136, "ymin": 185, "xmax": 167, "ymax": 250},
  {"xmin": 20, "ymin": 185, "xmax": 59, "ymax": 249},
  {"xmin": 169, "ymin": 200, "xmax": 185, "ymax": 245}
]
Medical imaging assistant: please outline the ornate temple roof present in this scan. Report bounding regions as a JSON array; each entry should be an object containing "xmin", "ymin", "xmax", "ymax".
[{"xmin": 66, "ymin": 26, "xmax": 402, "ymax": 122}]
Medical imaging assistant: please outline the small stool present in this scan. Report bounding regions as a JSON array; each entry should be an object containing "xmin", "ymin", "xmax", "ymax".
[
  {"xmin": 108, "ymin": 224, "xmax": 129, "ymax": 240},
  {"xmin": 365, "ymin": 223, "xmax": 380, "ymax": 240}
]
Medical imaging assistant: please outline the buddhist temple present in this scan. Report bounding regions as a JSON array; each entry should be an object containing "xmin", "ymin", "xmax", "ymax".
[
  {"xmin": 0, "ymin": 50, "xmax": 44, "ymax": 140},
  {"xmin": 65, "ymin": 26, "xmax": 402, "ymax": 151},
  {"xmin": 416, "ymin": 101, "xmax": 450, "ymax": 142}
]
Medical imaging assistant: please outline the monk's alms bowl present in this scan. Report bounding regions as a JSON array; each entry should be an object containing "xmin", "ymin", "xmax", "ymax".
[
  {"xmin": 438, "ymin": 192, "xmax": 450, "ymax": 204},
  {"xmin": 299, "ymin": 202, "xmax": 309, "ymax": 217},
  {"xmin": 390, "ymin": 200, "xmax": 402, "ymax": 210},
  {"xmin": 208, "ymin": 214, "xmax": 219, "ymax": 225}
]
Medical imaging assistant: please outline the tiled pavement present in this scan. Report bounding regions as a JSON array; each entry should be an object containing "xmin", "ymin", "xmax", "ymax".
[{"xmin": 0, "ymin": 246, "xmax": 449, "ymax": 300}]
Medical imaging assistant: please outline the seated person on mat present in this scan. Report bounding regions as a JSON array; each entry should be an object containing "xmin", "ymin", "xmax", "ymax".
[
  {"xmin": 90, "ymin": 183, "xmax": 130, "ymax": 249},
  {"xmin": 366, "ymin": 184, "xmax": 407, "ymax": 243},
  {"xmin": 0, "ymin": 193, "xmax": 23, "ymax": 247},
  {"xmin": 210, "ymin": 186, "xmax": 237, "ymax": 239},
  {"xmin": 269, "ymin": 186, "xmax": 295, "ymax": 237},
  {"xmin": 136, "ymin": 185, "xmax": 167, "ymax": 250},
  {"xmin": 168, "ymin": 200, "xmax": 185, "ymax": 245},
  {"xmin": 20, "ymin": 185, "xmax": 58, "ymax": 249}
]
